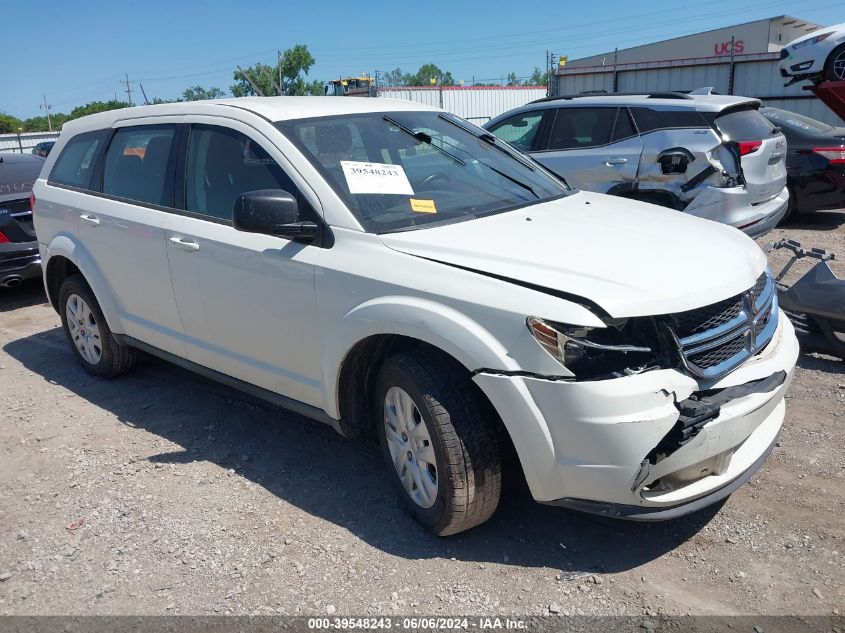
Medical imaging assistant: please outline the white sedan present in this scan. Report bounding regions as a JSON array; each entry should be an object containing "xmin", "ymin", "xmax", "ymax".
[{"xmin": 779, "ymin": 22, "xmax": 845, "ymax": 84}]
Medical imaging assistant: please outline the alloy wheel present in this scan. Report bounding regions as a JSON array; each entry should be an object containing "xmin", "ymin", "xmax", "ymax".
[{"xmin": 834, "ymin": 50, "xmax": 845, "ymax": 81}]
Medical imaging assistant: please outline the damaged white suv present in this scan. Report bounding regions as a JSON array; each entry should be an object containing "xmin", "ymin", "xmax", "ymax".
[
  {"xmin": 486, "ymin": 91, "xmax": 789, "ymax": 237},
  {"xmin": 33, "ymin": 97, "xmax": 798, "ymax": 535}
]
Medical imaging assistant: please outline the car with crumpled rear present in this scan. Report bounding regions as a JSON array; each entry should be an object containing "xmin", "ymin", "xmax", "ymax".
[
  {"xmin": 0, "ymin": 152, "xmax": 43, "ymax": 288},
  {"xmin": 485, "ymin": 91, "xmax": 789, "ymax": 237},
  {"xmin": 33, "ymin": 97, "xmax": 798, "ymax": 535}
]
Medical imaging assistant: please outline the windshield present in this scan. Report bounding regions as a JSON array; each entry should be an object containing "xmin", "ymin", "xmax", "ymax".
[
  {"xmin": 760, "ymin": 107, "xmax": 834, "ymax": 134},
  {"xmin": 276, "ymin": 111, "xmax": 569, "ymax": 233}
]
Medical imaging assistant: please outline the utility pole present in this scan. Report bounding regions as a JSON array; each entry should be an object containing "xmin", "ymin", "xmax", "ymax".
[
  {"xmin": 39, "ymin": 95, "xmax": 53, "ymax": 132},
  {"xmin": 120, "ymin": 73, "xmax": 135, "ymax": 106},
  {"xmin": 139, "ymin": 83, "xmax": 150, "ymax": 105},
  {"xmin": 236, "ymin": 66, "xmax": 266, "ymax": 97},
  {"xmin": 278, "ymin": 51, "xmax": 283, "ymax": 95}
]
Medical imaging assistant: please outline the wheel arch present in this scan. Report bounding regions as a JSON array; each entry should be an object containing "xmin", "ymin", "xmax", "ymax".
[
  {"xmin": 44, "ymin": 234, "xmax": 123, "ymax": 332},
  {"xmin": 324, "ymin": 297, "xmax": 519, "ymax": 436}
]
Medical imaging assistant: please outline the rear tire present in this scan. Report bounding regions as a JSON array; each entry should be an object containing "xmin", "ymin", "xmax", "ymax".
[
  {"xmin": 824, "ymin": 44, "xmax": 845, "ymax": 82},
  {"xmin": 375, "ymin": 349, "xmax": 501, "ymax": 536},
  {"xmin": 58, "ymin": 275, "xmax": 137, "ymax": 378}
]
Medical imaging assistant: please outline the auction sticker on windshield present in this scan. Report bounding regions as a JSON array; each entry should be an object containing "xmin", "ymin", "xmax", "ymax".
[{"xmin": 341, "ymin": 161, "xmax": 414, "ymax": 195}]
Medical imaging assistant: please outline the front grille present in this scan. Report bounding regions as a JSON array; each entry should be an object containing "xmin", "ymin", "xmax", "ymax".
[
  {"xmin": 672, "ymin": 295, "xmax": 744, "ymax": 338},
  {"xmin": 687, "ymin": 333, "xmax": 746, "ymax": 369},
  {"xmin": 664, "ymin": 271, "xmax": 778, "ymax": 380}
]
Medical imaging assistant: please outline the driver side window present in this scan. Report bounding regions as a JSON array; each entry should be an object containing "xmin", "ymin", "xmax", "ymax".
[
  {"xmin": 487, "ymin": 110, "xmax": 545, "ymax": 151},
  {"xmin": 185, "ymin": 125, "xmax": 302, "ymax": 221}
]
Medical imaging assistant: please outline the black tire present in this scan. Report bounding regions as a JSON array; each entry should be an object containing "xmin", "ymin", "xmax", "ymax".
[
  {"xmin": 58, "ymin": 275, "xmax": 137, "ymax": 378},
  {"xmin": 374, "ymin": 349, "xmax": 501, "ymax": 536},
  {"xmin": 824, "ymin": 43, "xmax": 845, "ymax": 82}
]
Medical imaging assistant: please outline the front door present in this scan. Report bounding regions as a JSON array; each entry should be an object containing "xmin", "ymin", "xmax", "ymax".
[
  {"xmin": 165, "ymin": 121, "xmax": 324, "ymax": 407},
  {"xmin": 532, "ymin": 107, "xmax": 642, "ymax": 193}
]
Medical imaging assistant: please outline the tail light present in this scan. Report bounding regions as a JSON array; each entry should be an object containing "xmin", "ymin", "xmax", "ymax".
[
  {"xmin": 812, "ymin": 147, "xmax": 845, "ymax": 164},
  {"xmin": 738, "ymin": 141, "xmax": 762, "ymax": 156},
  {"xmin": 0, "ymin": 231, "xmax": 9, "ymax": 244},
  {"xmin": 29, "ymin": 192, "xmax": 36, "ymax": 212}
]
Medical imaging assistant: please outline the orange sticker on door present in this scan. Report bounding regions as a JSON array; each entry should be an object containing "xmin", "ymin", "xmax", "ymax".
[{"xmin": 410, "ymin": 198, "xmax": 437, "ymax": 213}]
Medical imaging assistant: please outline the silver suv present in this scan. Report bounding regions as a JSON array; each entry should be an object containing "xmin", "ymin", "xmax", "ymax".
[{"xmin": 485, "ymin": 91, "xmax": 789, "ymax": 237}]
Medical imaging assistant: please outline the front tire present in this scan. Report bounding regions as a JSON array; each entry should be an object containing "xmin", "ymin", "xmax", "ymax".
[
  {"xmin": 58, "ymin": 275, "xmax": 137, "ymax": 378},
  {"xmin": 375, "ymin": 350, "xmax": 501, "ymax": 536},
  {"xmin": 824, "ymin": 44, "xmax": 845, "ymax": 82}
]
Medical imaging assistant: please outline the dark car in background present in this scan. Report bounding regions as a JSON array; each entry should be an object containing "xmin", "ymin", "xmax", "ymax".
[
  {"xmin": 0, "ymin": 153, "xmax": 43, "ymax": 288},
  {"xmin": 31, "ymin": 141, "xmax": 55, "ymax": 157},
  {"xmin": 760, "ymin": 107, "xmax": 845, "ymax": 217}
]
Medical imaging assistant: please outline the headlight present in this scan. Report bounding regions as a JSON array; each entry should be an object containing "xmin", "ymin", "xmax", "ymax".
[
  {"xmin": 527, "ymin": 317, "xmax": 657, "ymax": 379},
  {"xmin": 792, "ymin": 32, "xmax": 832, "ymax": 49}
]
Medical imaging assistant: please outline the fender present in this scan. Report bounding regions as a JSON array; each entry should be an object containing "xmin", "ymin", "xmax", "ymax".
[
  {"xmin": 320, "ymin": 295, "xmax": 521, "ymax": 419},
  {"xmin": 45, "ymin": 233, "xmax": 125, "ymax": 333}
]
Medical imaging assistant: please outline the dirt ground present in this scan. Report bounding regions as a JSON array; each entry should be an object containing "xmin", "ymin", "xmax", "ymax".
[{"xmin": 0, "ymin": 211, "xmax": 843, "ymax": 618}]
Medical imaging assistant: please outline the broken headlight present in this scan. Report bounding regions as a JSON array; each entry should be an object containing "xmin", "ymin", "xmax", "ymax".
[{"xmin": 527, "ymin": 317, "xmax": 660, "ymax": 379}]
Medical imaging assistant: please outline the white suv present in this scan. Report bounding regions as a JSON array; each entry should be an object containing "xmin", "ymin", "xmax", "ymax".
[{"xmin": 33, "ymin": 98, "xmax": 798, "ymax": 535}]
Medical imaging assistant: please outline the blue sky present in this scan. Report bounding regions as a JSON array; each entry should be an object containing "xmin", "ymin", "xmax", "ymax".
[{"xmin": 5, "ymin": 0, "xmax": 844, "ymax": 119}]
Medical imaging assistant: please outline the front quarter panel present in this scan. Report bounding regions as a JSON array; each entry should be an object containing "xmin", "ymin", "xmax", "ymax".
[{"xmin": 316, "ymin": 228, "xmax": 605, "ymax": 418}]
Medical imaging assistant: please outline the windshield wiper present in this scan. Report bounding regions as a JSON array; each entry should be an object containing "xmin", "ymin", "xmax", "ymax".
[
  {"xmin": 383, "ymin": 115, "xmax": 466, "ymax": 166},
  {"xmin": 437, "ymin": 113, "xmax": 537, "ymax": 172}
]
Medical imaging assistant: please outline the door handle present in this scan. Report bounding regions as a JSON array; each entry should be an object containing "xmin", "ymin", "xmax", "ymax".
[
  {"xmin": 605, "ymin": 158, "xmax": 628, "ymax": 166},
  {"xmin": 169, "ymin": 237, "xmax": 200, "ymax": 252},
  {"xmin": 79, "ymin": 214, "xmax": 100, "ymax": 226}
]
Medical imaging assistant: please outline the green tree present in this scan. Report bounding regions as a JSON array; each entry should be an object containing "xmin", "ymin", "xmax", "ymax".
[
  {"xmin": 383, "ymin": 67, "xmax": 410, "ymax": 87},
  {"xmin": 231, "ymin": 44, "xmax": 318, "ymax": 97},
  {"xmin": 408, "ymin": 64, "xmax": 454, "ymax": 86},
  {"xmin": 0, "ymin": 112, "xmax": 23, "ymax": 134},
  {"xmin": 526, "ymin": 66, "xmax": 549, "ymax": 86},
  {"xmin": 506, "ymin": 72, "xmax": 520, "ymax": 86},
  {"xmin": 68, "ymin": 100, "xmax": 130, "ymax": 119},
  {"xmin": 181, "ymin": 85, "xmax": 226, "ymax": 101}
]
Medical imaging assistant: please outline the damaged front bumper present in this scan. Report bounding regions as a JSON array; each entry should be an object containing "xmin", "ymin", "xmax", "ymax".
[{"xmin": 473, "ymin": 314, "xmax": 798, "ymax": 519}]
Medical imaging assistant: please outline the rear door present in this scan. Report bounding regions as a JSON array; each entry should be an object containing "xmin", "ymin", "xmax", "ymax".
[
  {"xmin": 77, "ymin": 122, "xmax": 187, "ymax": 355},
  {"xmin": 531, "ymin": 107, "xmax": 642, "ymax": 193},
  {"xmin": 713, "ymin": 107, "xmax": 787, "ymax": 204}
]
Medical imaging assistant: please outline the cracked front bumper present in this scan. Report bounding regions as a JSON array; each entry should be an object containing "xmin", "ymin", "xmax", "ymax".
[{"xmin": 473, "ymin": 314, "xmax": 798, "ymax": 518}]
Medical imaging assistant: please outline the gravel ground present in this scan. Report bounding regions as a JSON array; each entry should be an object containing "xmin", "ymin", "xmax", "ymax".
[{"xmin": 0, "ymin": 211, "xmax": 843, "ymax": 618}]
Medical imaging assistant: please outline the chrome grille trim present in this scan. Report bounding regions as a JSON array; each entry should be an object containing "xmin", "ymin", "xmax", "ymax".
[{"xmin": 668, "ymin": 271, "xmax": 778, "ymax": 380}]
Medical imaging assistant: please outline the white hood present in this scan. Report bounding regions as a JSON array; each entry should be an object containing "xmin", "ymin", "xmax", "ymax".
[{"xmin": 379, "ymin": 191, "xmax": 766, "ymax": 318}]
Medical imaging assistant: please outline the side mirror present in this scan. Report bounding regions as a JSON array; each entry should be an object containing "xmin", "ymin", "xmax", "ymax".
[{"xmin": 233, "ymin": 189, "xmax": 319, "ymax": 241}]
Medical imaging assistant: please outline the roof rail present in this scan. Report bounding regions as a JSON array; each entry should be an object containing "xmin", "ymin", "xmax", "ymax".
[{"xmin": 530, "ymin": 91, "xmax": 694, "ymax": 104}]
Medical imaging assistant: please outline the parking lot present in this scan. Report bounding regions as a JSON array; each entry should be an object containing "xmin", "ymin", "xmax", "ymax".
[{"xmin": 0, "ymin": 212, "xmax": 841, "ymax": 618}]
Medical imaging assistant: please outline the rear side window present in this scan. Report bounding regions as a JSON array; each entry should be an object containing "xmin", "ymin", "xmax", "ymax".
[
  {"xmin": 612, "ymin": 108, "xmax": 637, "ymax": 141},
  {"xmin": 630, "ymin": 107, "xmax": 709, "ymax": 133},
  {"xmin": 487, "ymin": 110, "xmax": 545, "ymax": 151},
  {"xmin": 547, "ymin": 108, "xmax": 616, "ymax": 150},
  {"xmin": 185, "ymin": 125, "xmax": 301, "ymax": 222},
  {"xmin": 715, "ymin": 109, "xmax": 780, "ymax": 141},
  {"xmin": 49, "ymin": 132, "xmax": 106, "ymax": 189},
  {"xmin": 102, "ymin": 126, "xmax": 177, "ymax": 206}
]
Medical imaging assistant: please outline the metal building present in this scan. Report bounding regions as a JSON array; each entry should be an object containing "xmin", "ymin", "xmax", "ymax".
[
  {"xmin": 378, "ymin": 86, "xmax": 547, "ymax": 126},
  {"xmin": 555, "ymin": 16, "xmax": 842, "ymax": 124}
]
